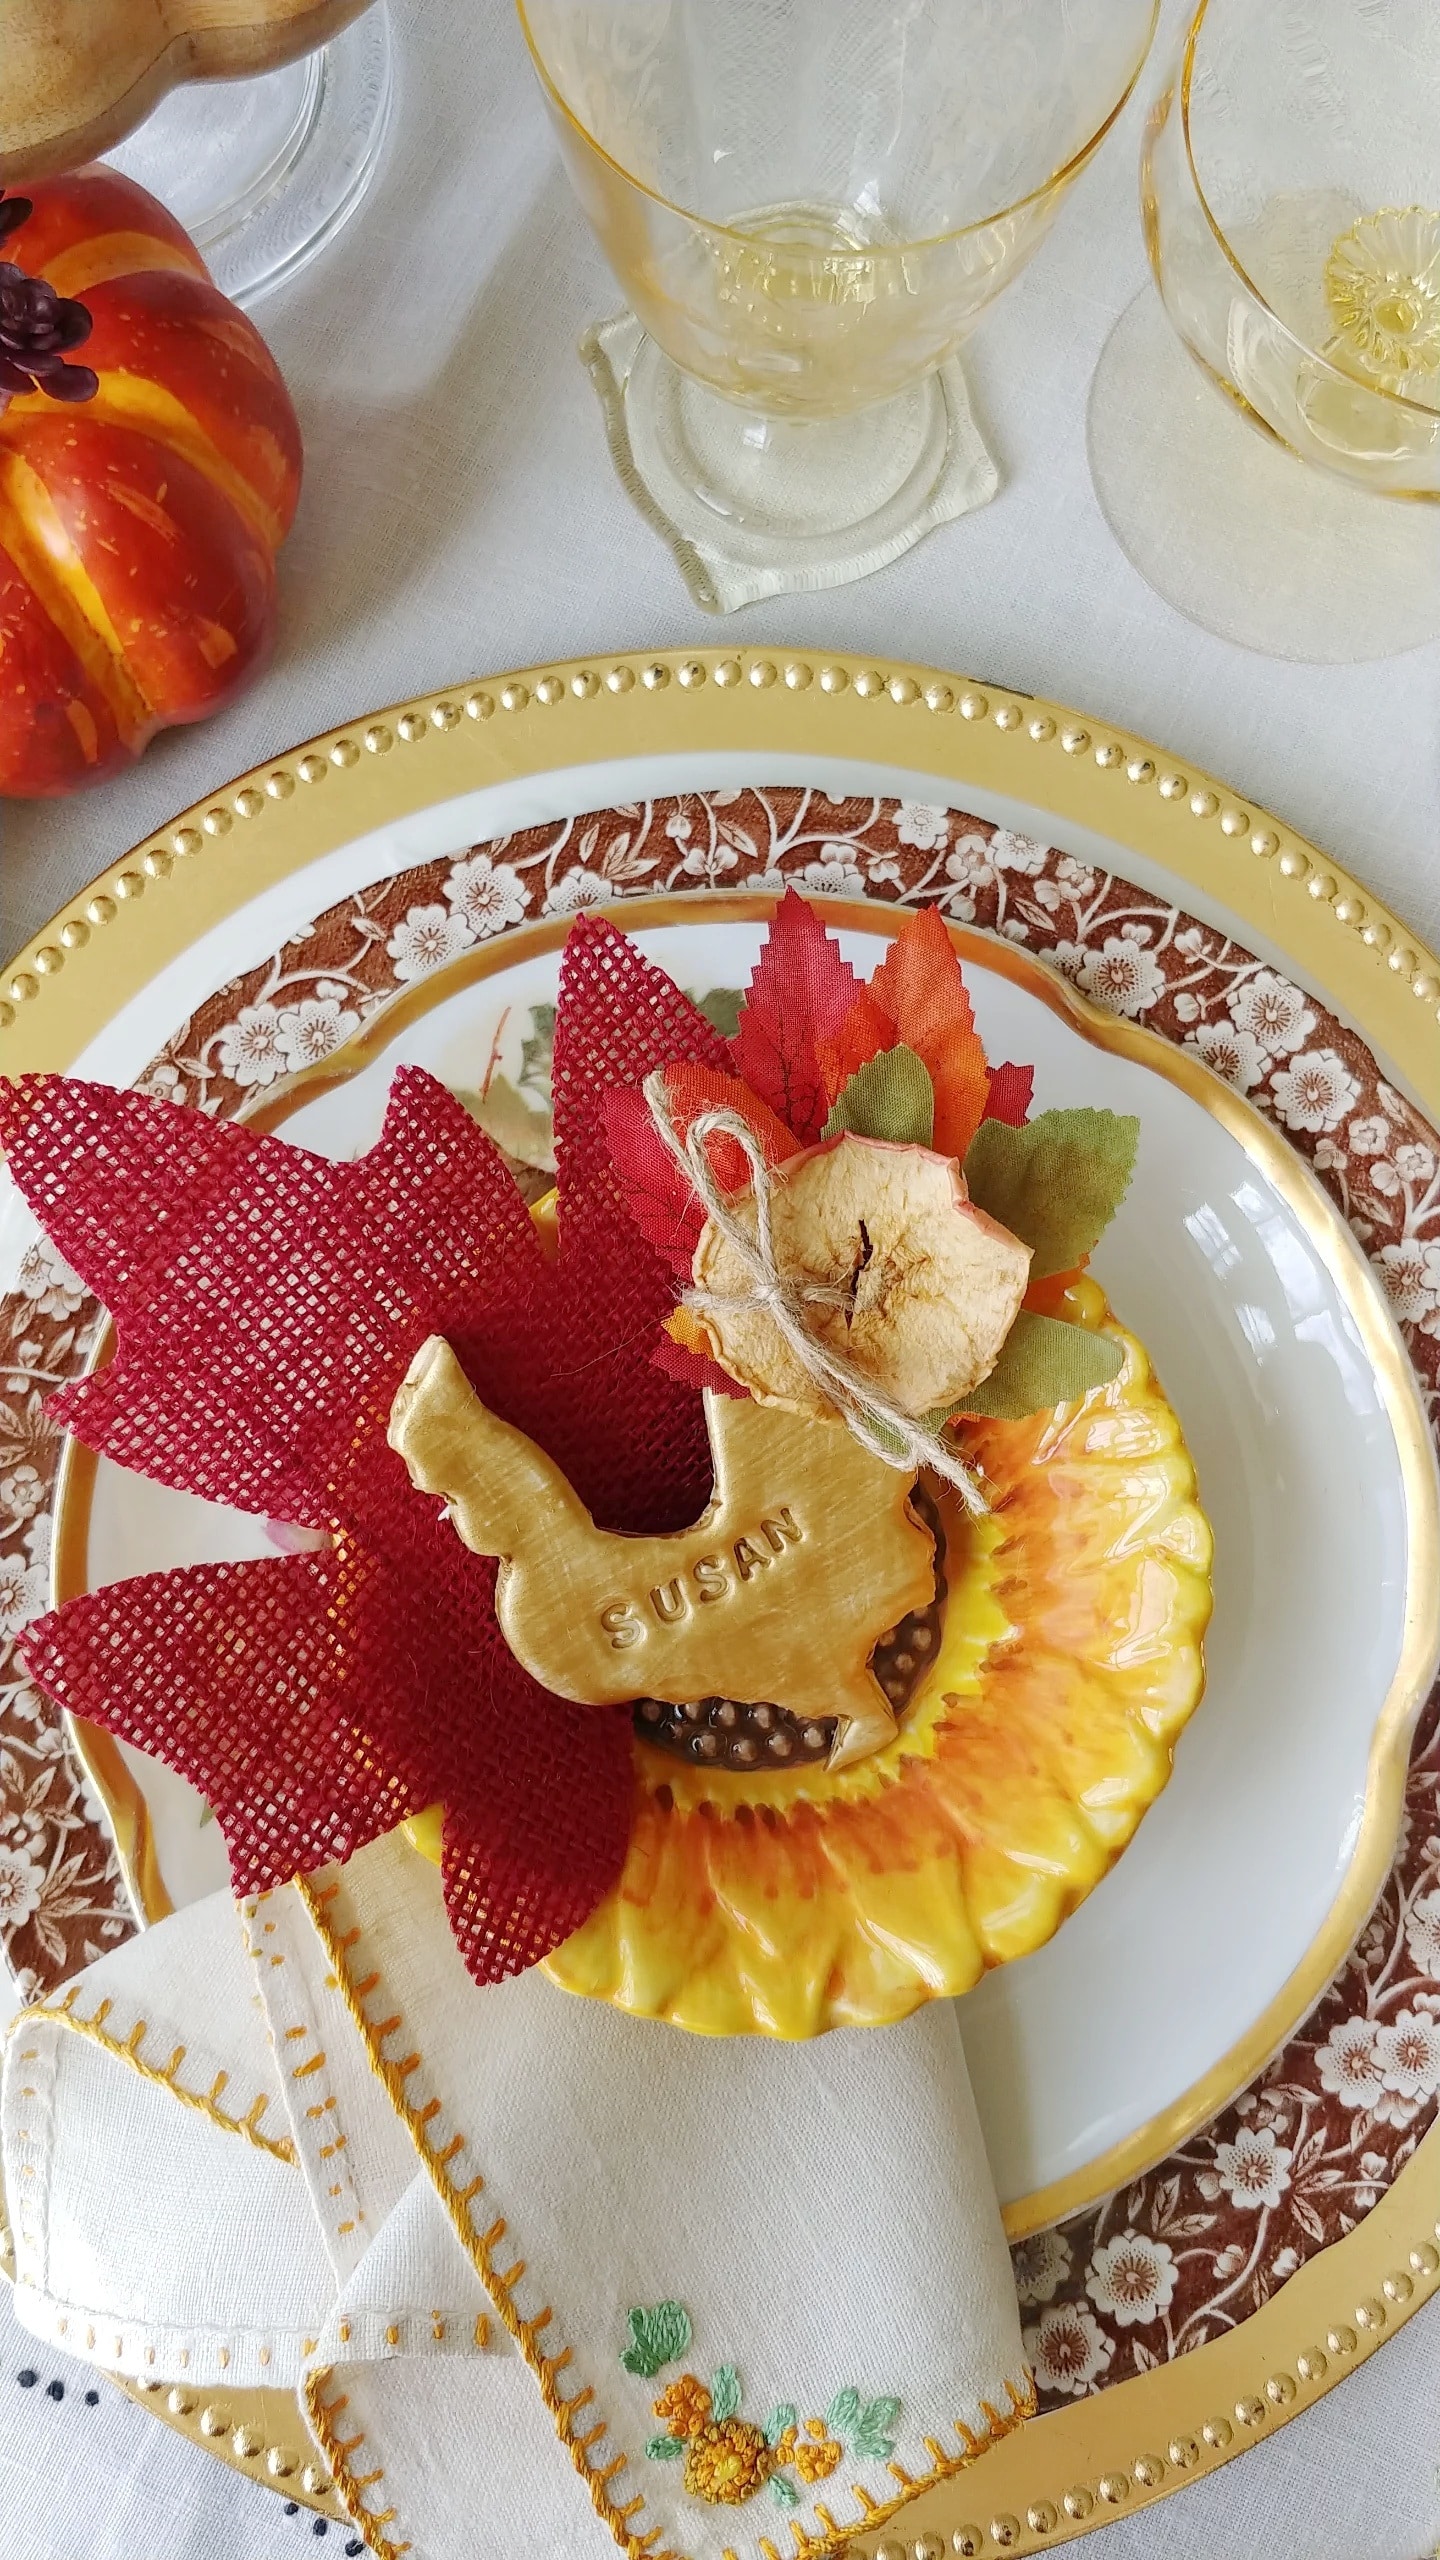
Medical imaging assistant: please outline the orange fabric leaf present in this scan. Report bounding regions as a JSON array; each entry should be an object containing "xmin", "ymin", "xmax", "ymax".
[
  {"xmin": 864, "ymin": 906, "xmax": 992, "ymax": 1160},
  {"xmin": 664, "ymin": 1303, "xmax": 716, "ymax": 1357},
  {"xmin": 1023, "ymin": 1264, "xmax": 1087, "ymax": 1318},
  {"xmin": 815, "ymin": 986, "xmax": 895, "ymax": 1107},
  {"xmin": 664, "ymin": 1061, "xmax": 801, "ymax": 1190}
]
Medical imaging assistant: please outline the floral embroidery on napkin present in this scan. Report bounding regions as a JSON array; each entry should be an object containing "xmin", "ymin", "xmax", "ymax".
[{"xmin": 623, "ymin": 2304, "xmax": 898, "ymax": 2509}]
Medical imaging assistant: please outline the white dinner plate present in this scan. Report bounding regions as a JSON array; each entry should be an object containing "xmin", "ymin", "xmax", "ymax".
[{"xmin": 25, "ymin": 898, "xmax": 1438, "ymax": 2229}]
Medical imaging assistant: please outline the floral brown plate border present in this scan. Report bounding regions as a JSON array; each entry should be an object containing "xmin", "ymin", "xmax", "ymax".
[{"xmin": 4, "ymin": 654, "xmax": 1440, "ymax": 2551}]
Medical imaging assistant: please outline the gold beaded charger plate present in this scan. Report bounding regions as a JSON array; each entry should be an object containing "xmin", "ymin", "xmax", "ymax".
[{"xmin": 4, "ymin": 649, "xmax": 1440, "ymax": 2554}]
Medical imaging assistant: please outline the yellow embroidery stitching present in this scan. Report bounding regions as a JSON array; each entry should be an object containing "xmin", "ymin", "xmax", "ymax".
[
  {"xmin": 295, "ymin": 1872, "xmax": 687, "ymax": 2560},
  {"xmin": 294, "ymin": 1875, "xmax": 1036, "ymax": 2560},
  {"xmin": 238, "ymin": 1899, "xmax": 366, "ymax": 2248},
  {"xmin": 303, "ymin": 2369, "xmax": 411, "ymax": 2558},
  {"xmin": 30, "ymin": 1991, "xmax": 295, "ymax": 2164}
]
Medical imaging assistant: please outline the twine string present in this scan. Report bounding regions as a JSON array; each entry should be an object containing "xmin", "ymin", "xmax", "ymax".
[{"xmin": 642, "ymin": 1072, "xmax": 986, "ymax": 1515}]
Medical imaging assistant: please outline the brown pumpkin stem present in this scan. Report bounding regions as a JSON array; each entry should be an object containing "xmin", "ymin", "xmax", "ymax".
[{"xmin": 0, "ymin": 189, "xmax": 98, "ymax": 408}]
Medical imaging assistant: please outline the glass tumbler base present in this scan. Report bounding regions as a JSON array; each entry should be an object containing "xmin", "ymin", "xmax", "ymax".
[
  {"xmin": 582, "ymin": 311, "xmax": 998, "ymax": 611},
  {"xmin": 105, "ymin": 4, "xmax": 393, "ymax": 309},
  {"xmin": 1088, "ymin": 285, "xmax": 1440, "ymax": 664}
]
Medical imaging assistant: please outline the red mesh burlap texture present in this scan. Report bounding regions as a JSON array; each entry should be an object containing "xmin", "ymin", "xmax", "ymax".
[{"xmin": 7, "ymin": 916, "xmax": 731, "ymax": 1984}]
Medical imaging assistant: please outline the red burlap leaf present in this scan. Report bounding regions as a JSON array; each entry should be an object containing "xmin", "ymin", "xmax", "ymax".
[
  {"xmin": 19, "ymin": 1555, "xmax": 418, "ymax": 1887},
  {"xmin": 0, "ymin": 957, "xmax": 721, "ymax": 1984},
  {"xmin": 0, "ymin": 1070, "xmax": 550, "ymax": 1528},
  {"xmin": 549, "ymin": 914, "xmax": 730, "ymax": 1533}
]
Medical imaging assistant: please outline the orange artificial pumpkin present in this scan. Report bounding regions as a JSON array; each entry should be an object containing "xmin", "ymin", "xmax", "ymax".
[{"xmin": 0, "ymin": 166, "xmax": 302, "ymax": 796}]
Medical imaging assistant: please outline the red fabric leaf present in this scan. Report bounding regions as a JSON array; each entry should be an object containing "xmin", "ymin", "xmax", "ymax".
[
  {"xmin": 602, "ymin": 1085, "xmax": 701, "ymax": 1279},
  {"xmin": 603, "ymin": 1066, "xmax": 798, "ymax": 1281},
  {"xmin": 664, "ymin": 1061, "xmax": 800, "ymax": 1185},
  {"xmin": 985, "ymin": 1061, "xmax": 1034, "ymax": 1127},
  {"xmin": 733, "ymin": 888, "xmax": 873, "ymax": 1142},
  {"xmin": 650, "ymin": 1333, "xmax": 748, "ymax": 1398},
  {"xmin": 863, "ymin": 905, "xmax": 991, "ymax": 1159}
]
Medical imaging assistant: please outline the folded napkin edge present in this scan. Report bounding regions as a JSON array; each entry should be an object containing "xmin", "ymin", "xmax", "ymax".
[{"xmin": 289, "ymin": 1859, "xmax": 1037, "ymax": 2560}]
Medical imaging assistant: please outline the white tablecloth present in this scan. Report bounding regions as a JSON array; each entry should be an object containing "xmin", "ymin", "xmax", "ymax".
[{"xmin": 3, "ymin": 0, "xmax": 1439, "ymax": 2549}]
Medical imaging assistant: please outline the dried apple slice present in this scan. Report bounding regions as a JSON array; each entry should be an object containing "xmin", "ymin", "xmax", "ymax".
[{"xmin": 691, "ymin": 1133, "xmax": 1032, "ymax": 1420}]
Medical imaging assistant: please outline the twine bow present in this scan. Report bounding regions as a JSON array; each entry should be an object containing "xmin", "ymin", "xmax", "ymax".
[{"xmin": 643, "ymin": 1072, "xmax": 987, "ymax": 1515}]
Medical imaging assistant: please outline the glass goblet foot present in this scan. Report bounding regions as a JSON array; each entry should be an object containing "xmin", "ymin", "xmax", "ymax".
[
  {"xmin": 583, "ymin": 312, "xmax": 998, "ymax": 612},
  {"xmin": 1088, "ymin": 283, "xmax": 1440, "ymax": 663}
]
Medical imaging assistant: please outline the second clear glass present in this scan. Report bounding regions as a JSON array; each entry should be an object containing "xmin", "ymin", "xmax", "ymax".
[{"xmin": 1089, "ymin": 0, "xmax": 1440, "ymax": 660}]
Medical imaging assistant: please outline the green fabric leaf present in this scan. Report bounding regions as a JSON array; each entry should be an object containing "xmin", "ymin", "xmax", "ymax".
[
  {"xmin": 860, "ymin": 1412, "xmax": 913, "ymax": 1461},
  {"xmin": 518, "ymin": 1001, "xmax": 556, "ymax": 1100},
  {"xmin": 822, "ymin": 1043, "xmax": 935, "ymax": 1146},
  {"xmin": 961, "ymin": 1312, "xmax": 1124, "ymax": 1420},
  {"xmin": 620, "ymin": 2300, "xmax": 692, "ymax": 2377},
  {"xmin": 850, "ymin": 2395, "xmax": 902, "ymax": 2460},
  {"xmin": 763, "ymin": 2403, "xmax": 798, "ymax": 2449},
  {"xmin": 692, "ymin": 985, "xmax": 744, "ymax": 1040},
  {"xmin": 770, "ymin": 2475, "xmax": 801, "ymax": 2508},
  {"xmin": 963, "ymin": 1108, "xmax": 1139, "ymax": 1276},
  {"xmin": 825, "ymin": 2386, "xmax": 862, "ymax": 2443},
  {"xmin": 710, "ymin": 2364, "xmax": 742, "ymax": 2422},
  {"xmin": 455, "ymin": 1074, "xmax": 556, "ymax": 1173},
  {"xmin": 645, "ymin": 2433, "xmax": 686, "ymax": 2461}
]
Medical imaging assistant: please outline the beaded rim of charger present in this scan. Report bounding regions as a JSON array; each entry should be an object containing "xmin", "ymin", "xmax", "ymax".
[{"xmin": 3, "ymin": 654, "xmax": 1429, "ymax": 1052}]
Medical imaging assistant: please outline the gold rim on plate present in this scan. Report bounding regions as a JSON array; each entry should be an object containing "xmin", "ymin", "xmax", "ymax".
[{"xmin": 6, "ymin": 651, "xmax": 1440, "ymax": 2550}]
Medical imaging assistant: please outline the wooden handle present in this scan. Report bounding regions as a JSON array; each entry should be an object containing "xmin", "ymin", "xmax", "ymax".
[{"xmin": 0, "ymin": 0, "xmax": 376, "ymax": 182}]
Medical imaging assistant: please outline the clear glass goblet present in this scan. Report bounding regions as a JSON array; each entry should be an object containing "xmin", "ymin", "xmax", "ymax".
[
  {"xmin": 518, "ymin": 0, "xmax": 1158, "ymax": 605},
  {"xmin": 1089, "ymin": 0, "xmax": 1440, "ymax": 660}
]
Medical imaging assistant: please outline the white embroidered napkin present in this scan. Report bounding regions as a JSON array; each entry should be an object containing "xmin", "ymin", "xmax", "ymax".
[{"xmin": 2, "ymin": 1832, "xmax": 1031, "ymax": 2560}]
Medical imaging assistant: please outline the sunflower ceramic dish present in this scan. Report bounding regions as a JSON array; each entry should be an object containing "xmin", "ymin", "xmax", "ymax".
[
  {"xmin": 242, "ymin": 898, "xmax": 1215, "ymax": 2046},
  {"xmin": 3, "ymin": 653, "xmax": 1440, "ymax": 2554},
  {"xmin": 541, "ymin": 1271, "xmax": 1211, "ymax": 2040}
]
